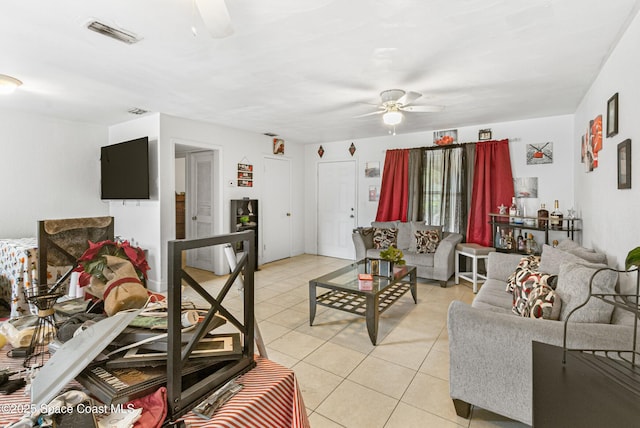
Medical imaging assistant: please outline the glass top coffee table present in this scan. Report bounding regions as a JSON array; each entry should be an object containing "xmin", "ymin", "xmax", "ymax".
[{"xmin": 309, "ymin": 259, "xmax": 417, "ymax": 345}]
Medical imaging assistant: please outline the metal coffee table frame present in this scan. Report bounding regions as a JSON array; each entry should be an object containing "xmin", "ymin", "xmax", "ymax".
[{"xmin": 309, "ymin": 261, "xmax": 417, "ymax": 345}]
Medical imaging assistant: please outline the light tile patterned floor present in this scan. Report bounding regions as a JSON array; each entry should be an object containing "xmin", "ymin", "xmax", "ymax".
[{"xmin": 184, "ymin": 254, "xmax": 530, "ymax": 428}]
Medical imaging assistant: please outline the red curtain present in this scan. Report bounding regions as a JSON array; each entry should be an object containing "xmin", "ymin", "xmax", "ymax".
[
  {"xmin": 466, "ymin": 139, "xmax": 514, "ymax": 246},
  {"xmin": 376, "ymin": 149, "xmax": 409, "ymax": 222}
]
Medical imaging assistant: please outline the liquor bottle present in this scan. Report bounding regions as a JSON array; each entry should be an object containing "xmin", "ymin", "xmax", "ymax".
[
  {"xmin": 505, "ymin": 230, "xmax": 514, "ymax": 250},
  {"xmin": 494, "ymin": 226, "xmax": 503, "ymax": 249},
  {"xmin": 509, "ymin": 197, "xmax": 518, "ymax": 224},
  {"xmin": 514, "ymin": 203, "xmax": 523, "ymax": 225},
  {"xmin": 537, "ymin": 203, "xmax": 549, "ymax": 229},
  {"xmin": 549, "ymin": 200, "xmax": 563, "ymax": 230},
  {"xmin": 517, "ymin": 231, "xmax": 525, "ymax": 252},
  {"xmin": 526, "ymin": 233, "xmax": 538, "ymax": 254}
]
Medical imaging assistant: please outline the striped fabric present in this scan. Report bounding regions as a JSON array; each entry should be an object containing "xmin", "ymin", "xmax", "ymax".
[
  {"xmin": 0, "ymin": 356, "xmax": 309, "ymax": 428},
  {"xmin": 179, "ymin": 357, "xmax": 310, "ymax": 428}
]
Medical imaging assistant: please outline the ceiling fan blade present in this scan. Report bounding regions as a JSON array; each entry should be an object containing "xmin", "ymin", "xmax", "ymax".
[
  {"xmin": 396, "ymin": 91, "xmax": 422, "ymax": 106},
  {"xmin": 195, "ymin": 0, "xmax": 234, "ymax": 38},
  {"xmin": 400, "ymin": 105, "xmax": 445, "ymax": 113},
  {"xmin": 354, "ymin": 110, "xmax": 385, "ymax": 118}
]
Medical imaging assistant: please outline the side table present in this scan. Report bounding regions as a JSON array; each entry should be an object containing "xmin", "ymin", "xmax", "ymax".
[{"xmin": 454, "ymin": 243, "xmax": 494, "ymax": 293}]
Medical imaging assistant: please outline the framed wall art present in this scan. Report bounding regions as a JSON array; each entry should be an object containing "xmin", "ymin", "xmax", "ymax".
[
  {"xmin": 238, "ymin": 163, "xmax": 253, "ymax": 187},
  {"xmin": 607, "ymin": 92, "xmax": 619, "ymax": 138},
  {"xmin": 618, "ymin": 139, "xmax": 631, "ymax": 189},
  {"xmin": 365, "ymin": 161, "xmax": 380, "ymax": 177},
  {"xmin": 478, "ymin": 129, "xmax": 492, "ymax": 141},
  {"xmin": 273, "ymin": 138, "xmax": 285, "ymax": 155},
  {"xmin": 526, "ymin": 142, "xmax": 553, "ymax": 165},
  {"xmin": 434, "ymin": 129, "xmax": 457, "ymax": 146}
]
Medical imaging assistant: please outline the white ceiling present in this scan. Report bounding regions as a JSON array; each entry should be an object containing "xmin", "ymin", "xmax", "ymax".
[{"xmin": 1, "ymin": 0, "xmax": 639, "ymax": 144}]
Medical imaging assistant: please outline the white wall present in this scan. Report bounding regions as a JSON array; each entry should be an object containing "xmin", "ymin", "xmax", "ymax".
[
  {"xmin": 0, "ymin": 110, "xmax": 108, "ymax": 238},
  {"xmin": 304, "ymin": 115, "xmax": 574, "ymax": 254},
  {"xmin": 108, "ymin": 114, "xmax": 162, "ymax": 289},
  {"xmin": 108, "ymin": 114, "xmax": 306, "ymax": 291},
  {"xmin": 574, "ymin": 10, "xmax": 640, "ymax": 269}
]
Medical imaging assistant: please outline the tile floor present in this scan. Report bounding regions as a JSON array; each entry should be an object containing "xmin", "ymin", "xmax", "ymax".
[{"xmin": 184, "ymin": 254, "xmax": 529, "ymax": 428}]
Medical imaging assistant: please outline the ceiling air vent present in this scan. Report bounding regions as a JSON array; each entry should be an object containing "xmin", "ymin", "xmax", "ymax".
[
  {"xmin": 128, "ymin": 108, "xmax": 149, "ymax": 115},
  {"xmin": 86, "ymin": 20, "xmax": 142, "ymax": 44}
]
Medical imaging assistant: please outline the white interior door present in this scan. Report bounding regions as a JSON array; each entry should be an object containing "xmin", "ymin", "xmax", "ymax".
[
  {"xmin": 317, "ymin": 161, "xmax": 356, "ymax": 259},
  {"xmin": 186, "ymin": 151, "xmax": 216, "ymax": 271},
  {"xmin": 263, "ymin": 157, "xmax": 292, "ymax": 264}
]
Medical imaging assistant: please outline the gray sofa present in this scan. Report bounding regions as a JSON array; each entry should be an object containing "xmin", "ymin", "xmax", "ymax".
[
  {"xmin": 352, "ymin": 221, "xmax": 463, "ymax": 286},
  {"xmin": 447, "ymin": 245, "xmax": 636, "ymax": 425}
]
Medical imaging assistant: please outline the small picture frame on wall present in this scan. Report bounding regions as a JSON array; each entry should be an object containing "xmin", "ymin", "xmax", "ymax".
[
  {"xmin": 478, "ymin": 129, "xmax": 492, "ymax": 141},
  {"xmin": 273, "ymin": 138, "xmax": 285, "ymax": 155},
  {"xmin": 434, "ymin": 129, "xmax": 457, "ymax": 146},
  {"xmin": 618, "ymin": 139, "xmax": 631, "ymax": 189},
  {"xmin": 607, "ymin": 93, "xmax": 619, "ymax": 138}
]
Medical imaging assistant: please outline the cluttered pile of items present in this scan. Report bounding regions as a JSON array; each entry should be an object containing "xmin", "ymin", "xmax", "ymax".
[{"xmin": 0, "ymin": 235, "xmax": 256, "ymax": 428}]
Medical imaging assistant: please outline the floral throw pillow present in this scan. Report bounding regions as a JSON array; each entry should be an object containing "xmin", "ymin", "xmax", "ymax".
[
  {"xmin": 522, "ymin": 284, "xmax": 562, "ymax": 320},
  {"xmin": 373, "ymin": 228, "xmax": 398, "ymax": 249},
  {"xmin": 506, "ymin": 255, "xmax": 540, "ymax": 292},
  {"xmin": 415, "ymin": 230, "xmax": 440, "ymax": 254},
  {"xmin": 512, "ymin": 271, "xmax": 558, "ymax": 316}
]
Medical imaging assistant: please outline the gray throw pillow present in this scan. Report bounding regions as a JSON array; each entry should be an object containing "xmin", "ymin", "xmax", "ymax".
[
  {"xmin": 556, "ymin": 262, "xmax": 617, "ymax": 323},
  {"xmin": 372, "ymin": 221, "xmax": 398, "ymax": 230},
  {"xmin": 566, "ymin": 247, "xmax": 607, "ymax": 264},
  {"xmin": 538, "ymin": 244, "xmax": 593, "ymax": 275},
  {"xmin": 409, "ymin": 222, "xmax": 442, "ymax": 252},
  {"xmin": 356, "ymin": 227, "xmax": 374, "ymax": 249},
  {"xmin": 556, "ymin": 239, "xmax": 581, "ymax": 251}
]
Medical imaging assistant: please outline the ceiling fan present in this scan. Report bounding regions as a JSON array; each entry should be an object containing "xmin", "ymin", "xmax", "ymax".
[
  {"xmin": 194, "ymin": 0, "xmax": 233, "ymax": 38},
  {"xmin": 356, "ymin": 89, "xmax": 444, "ymax": 127}
]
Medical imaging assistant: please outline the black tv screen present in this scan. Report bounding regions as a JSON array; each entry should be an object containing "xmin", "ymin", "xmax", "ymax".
[{"xmin": 101, "ymin": 137, "xmax": 150, "ymax": 199}]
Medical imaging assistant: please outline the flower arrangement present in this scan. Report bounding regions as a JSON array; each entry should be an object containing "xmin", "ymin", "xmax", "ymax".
[
  {"xmin": 379, "ymin": 245, "xmax": 406, "ymax": 265},
  {"xmin": 74, "ymin": 240, "xmax": 150, "ymax": 287}
]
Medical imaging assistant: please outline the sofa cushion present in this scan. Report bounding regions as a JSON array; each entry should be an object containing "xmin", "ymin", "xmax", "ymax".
[
  {"xmin": 506, "ymin": 255, "xmax": 540, "ymax": 292},
  {"xmin": 372, "ymin": 221, "xmax": 398, "ymax": 230},
  {"xmin": 373, "ymin": 227, "xmax": 398, "ymax": 249},
  {"xmin": 567, "ymin": 247, "xmax": 607, "ymax": 264},
  {"xmin": 512, "ymin": 271, "xmax": 558, "ymax": 316},
  {"xmin": 522, "ymin": 284, "xmax": 562, "ymax": 320},
  {"xmin": 403, "ymin": 251, "xmax": 434, "ymax": 268},
  {"xmin": 556, "ymin": 239, "xmax": 582, "ymax": 251},
  {"xmin": 470, "ymin": 278, "xmax": 513, "ymax": 314},
  {"xmin": 556, "ymin": 262, "xmax": 617, "ymax": 323},
  {"xmin": 538, "ymin": 244, "xmax": 593, "ymax": 275},
  {"xmin": 356, "ymin": 227, "xmax": 374, "ymax": 249},
  {"xmin": 409, "ymin": 222, "xmax": 442, "ymax": 252},
  {"xmin": 415, "ymin": 230, "xmax": 440, "ymax": 254},
  {"xmin": 396, "ymin": 222, "xmax": 412, "ymax": 250}
]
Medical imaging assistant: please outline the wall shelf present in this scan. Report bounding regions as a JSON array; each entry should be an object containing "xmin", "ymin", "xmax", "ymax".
[
  {"xmin": 231, "ymin": 199, "xmax": 258, "ymax": 270},
  {"xmin": 488, "ymin": 213, "xmax": 581, "ymax": 255}
]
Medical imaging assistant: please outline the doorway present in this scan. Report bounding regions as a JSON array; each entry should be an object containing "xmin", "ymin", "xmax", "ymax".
[
  {"xmin": 174, "ymin": 142, "xmax": 224, "ymax": 274},
  {"xmin": 262, "ymin": 156, "xmax": 292, "ymax": 263},
  {"xmin": 317, "ymin": 160, "xmax": 357, "ymax": 259}
]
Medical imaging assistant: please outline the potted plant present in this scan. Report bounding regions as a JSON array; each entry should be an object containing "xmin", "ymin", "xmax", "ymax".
[
  {"xmin": 379, "ymin": 245, "xmax": 406, "ymax": 265},
  {"xmin": 379, "ymin": 245, "xmax": 407, "ymax": 277},
  {"xmin": 626, "ymin": 246, "xmax": 640, "ymax": 270}
]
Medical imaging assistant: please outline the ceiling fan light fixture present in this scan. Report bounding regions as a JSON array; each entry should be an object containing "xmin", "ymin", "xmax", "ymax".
[
  {"xmin": 0, "ymin": 74, "xmax": 22, "ymax": 94},
  {"xmin": 383, "ymin": 110, "xmax": 403, "ymax": 126}
]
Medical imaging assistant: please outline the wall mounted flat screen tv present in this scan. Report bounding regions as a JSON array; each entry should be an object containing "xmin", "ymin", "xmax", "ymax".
[{"xmin": 101, "ymin": 137, "xmax": 150, "ymax": 200}]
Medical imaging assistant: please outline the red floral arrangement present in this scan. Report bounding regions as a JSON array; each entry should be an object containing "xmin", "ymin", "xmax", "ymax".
[{"xmin": 74, "ymin": 240, "xmax": 150, "ymax": 287}]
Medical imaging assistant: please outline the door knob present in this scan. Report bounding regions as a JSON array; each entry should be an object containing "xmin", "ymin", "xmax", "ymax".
[
  {"xmin": 350, "ymin": 215, "xmax": 354, "ymax": 218},
  {"xmin": 192, "ymin": 216, "xmax": 197, "ymax": 221},
  {"xmin": 286, "ymin": 213, "xmax": 291, "ymax": 217}
]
